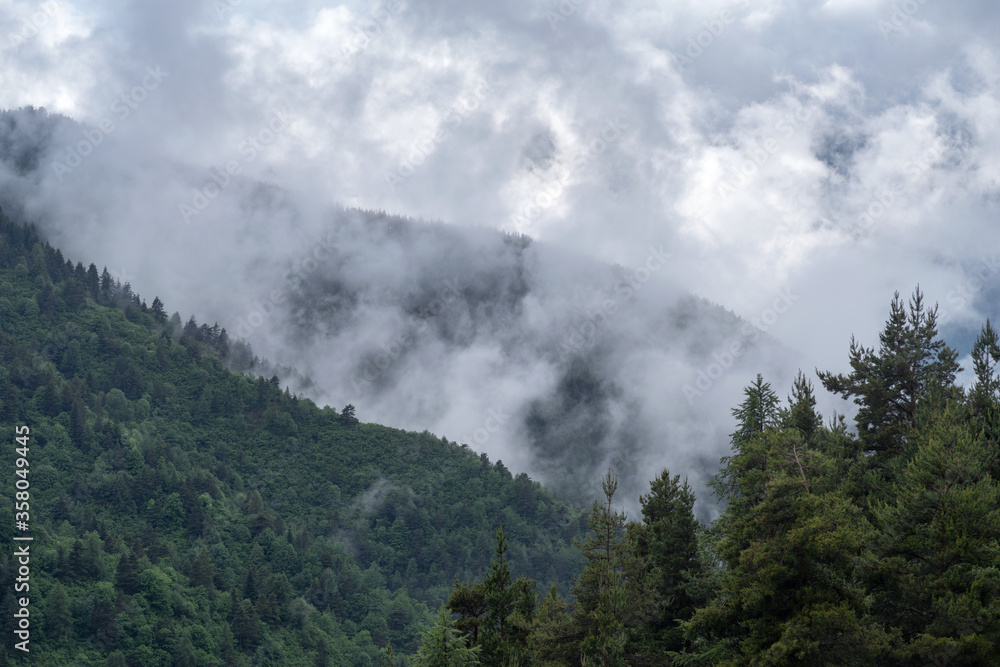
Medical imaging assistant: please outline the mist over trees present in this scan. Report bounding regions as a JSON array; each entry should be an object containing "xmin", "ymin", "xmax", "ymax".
[{"xmin": 411, "ymin": 287, "xmax": 1000, "ymax": 666}]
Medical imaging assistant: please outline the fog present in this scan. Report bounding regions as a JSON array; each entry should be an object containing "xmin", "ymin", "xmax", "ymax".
[{"xmin": 2, "ymin": 0, "xmax": 1000, "ymax": 515}]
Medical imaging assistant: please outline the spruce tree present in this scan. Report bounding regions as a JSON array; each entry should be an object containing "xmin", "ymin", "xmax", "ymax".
[
  {"xmin": 414, "ymin": 607, "xmax": 482, "ymax": 667},
  {"xmin": 867, "ymin": 405, "xmax": 1000, "ymax": 664},
  {"xmin": 527, "ymin": 584, "xmax": 577, "ymax": 666},
  {"xmin": 630, "ymin": 469, "xmax": 702, "ymax": 655},
  {"xmin": 781, "ymin": 370, "xmax": 822, "ymax": 441}
]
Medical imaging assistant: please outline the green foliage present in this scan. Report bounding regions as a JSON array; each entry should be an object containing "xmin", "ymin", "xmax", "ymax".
[
  {"xmin": 629, "ymin": 469, "xmax": 702, "ymax": 656},
  {"xmin": 867, "ymin": 405, "xmax": 1000, "ymax": 664},
  {"xmin": 817, "ymin": 287, "xmax": 960, "ymax": 460},
  {"xmin": 6, "ymin": 206, "xmax": 998, "ymax": 666},
  {"xmin": 0, "ymin": 209, "xmax": 585, "ymax": 664},
  {"xmin": 414, "ymin": 608, "xmax": 481, "ymax": 667}
]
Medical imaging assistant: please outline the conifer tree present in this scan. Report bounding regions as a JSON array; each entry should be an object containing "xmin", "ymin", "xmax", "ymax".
[
  {"xmin": 687, "ymin": 427, "xmax": 890, "ymax": 665},
  {"xmin": 867, "ymin": 405, "xmax": 1000, "ymax": 663},
  {"xmin": 527, "ymin": 584, "xmax": 577, "ymax": 666},
  {"xmin": 730, "ymin": 374, "xmax": 781, "ymax": 446},
  {"xmin": 818, "ymin": 287, "xmax": 960, "ymax": 460},
  {"xmin": 781, "ymin": 370, "xmax": 822, "ymax": 441},
  {"xmin": 448, "ymin": 579, "xmax": 488, "ymax": 646},
  {"xmin": 630, "ymin": 469, "xmax": 702, "ymax": 655},
  {"xmin": 114, "ymin": 550, "xmax": 140, "ymax": 595},
  {"xmin": 574, "ymin": 471, "xmax": 632, "ymax": 666},
  {"xmin": 190, "ymin": 547, "xmax": 217, "ymax": 590},
  {"xmin": 970, "ymin": 319, "xmax": 1000, "ymax": 413},
  {"xmin": 969, "ymin": 320, "xmax": 1000, "ymax": 477},
  {"xmin": 414, "ymin": 607, "xmax": 482, "ymax": 667},
  {"xmin": 45, "ymin": 582, "xmax": 72, "ymax": 640}
]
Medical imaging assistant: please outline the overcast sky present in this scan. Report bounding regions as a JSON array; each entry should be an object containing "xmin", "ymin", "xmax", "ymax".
[{"xmin": 2, "ymin": 0, "xmax": 1000, "ymax": 503}]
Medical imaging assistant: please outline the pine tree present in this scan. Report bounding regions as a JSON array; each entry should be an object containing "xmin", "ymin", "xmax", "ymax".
[
  {"xmin": 818, "ymin": 287, "xmax": 960, "ymax": 460},
  {"xmin": 448, "ymin": 579, "xmax": 488, "ymax": 646},
  {"xmin": 969, "ymin": 320, "xmax": 1000, "ymax": 477},
  {"xmin": 714, "ymin": 375, "xmax": 781, "ymax": 505},
  {"xmin": 151, "ymin": 296, "xmax": 167, "ymax": 322},
  {"xmin": 381, "ymin": 641, "xmax": 396, "ymax": 666},
  {"xmin": 231, "ymin": 599, "xmax": 260, "ymax": 651},
  {"xmin": 340, "ymin": 403, "xmax": 359, "ymax": 426},
  {"xmin": 480, "ymin": 526, "xmax": 522, "ymax": 666},
  {"xmin": 414, "ymin": 607, "xmax": 482, "ymax": 667},
  {"xmin": 971, "ymin": 319, "xmax": 1000, "ymax": 412}
]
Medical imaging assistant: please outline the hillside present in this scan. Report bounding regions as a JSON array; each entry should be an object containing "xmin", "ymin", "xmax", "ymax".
[
  {"xmin": 0, "ymin": 106, "xmax": 799, "ymax": 518},
  {"xmin": 0, "ymin": 207, "xmax": 586, "ymax": 665}
]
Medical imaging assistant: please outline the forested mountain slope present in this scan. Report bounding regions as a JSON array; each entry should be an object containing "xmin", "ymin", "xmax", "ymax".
[
  {"xmin": 0, "ymin": 106, "xmax": 799, "ymax": 516},
  {"xmin": 0, "ymin": 207, "xmax": 586, "ymax": 665}
]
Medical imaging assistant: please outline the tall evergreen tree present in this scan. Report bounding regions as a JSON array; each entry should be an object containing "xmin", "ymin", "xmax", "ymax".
[
  {"xmin": 414, "ymin": 607, "xmax": 482, "ymax": 667},
  {"xmin": 629, "ymin": 469, "xmax": 702, "ymax": 656},
  {"xmin": 969, "ymin": 320, "xmax": 1000, "ymax": 477},
  {"xmin": 781, "ymin": 370, "xmax": 822, "ymax": 441},
  {"xmin": 686, "ymin": 426, "xmax": 890, "ymax": 665},
  {"xmin": 190, "ymin": 547, "xmax": 217, "ymax": 590},
  {"xmin": 730, "ymin": 374, "xmax": 781, "ymax": 446},
  {"xmin": 527, "ymin": 584, "xmax": 577, "ymax": 666},
  {"xmin": 971, "ymin": 319, "xmax": 1000, "ymax": 410},
  {"xmin": 867, "ymin": 405, "xmax": 1000, "ymax": 664},
  {"xmin": 114, "ymin": 550, "xmax": 140, "ymax": 595},
  {"xmin": 573, "ymin": 471, "xmax": 633, "ymax": 666},
  {"xmin": 818, "ymin": 287, "xmax": 960, "ymax": 461}
]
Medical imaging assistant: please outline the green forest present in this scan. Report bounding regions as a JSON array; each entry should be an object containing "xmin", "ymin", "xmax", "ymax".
[
  {"xmin": 0, "ymin": 209, "xmax": 586, "ymax": 664},
  {"xmin": 1, "ymin": 204, "xmax": 999, "ymax": 665}
]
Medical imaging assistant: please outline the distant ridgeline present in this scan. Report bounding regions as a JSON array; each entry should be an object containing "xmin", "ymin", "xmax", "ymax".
[{"xmin": 0, "ymin": 206, "xmax": 586, "ymax": 664}]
